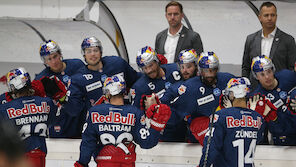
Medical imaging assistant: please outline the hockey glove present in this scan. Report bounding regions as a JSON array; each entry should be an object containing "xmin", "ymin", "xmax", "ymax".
[
  {"xmin": 157, "ymin": 54, "xmax": 168, "ymax": 65},
  {"xmin": 74, "ymin": 161, "xmax": 87, "ymax": 167},
  {"xmin": 31, "ymin": 79, "xmax": 46, "ymax": 97},
  {"xmin": 140, "ymin": 93, "xmax": 160, "ymax": 111},
  {"xmin": 218, "ymin": 94, "xmax": 232, "ymax": 110},
  {"xmin": 40, "ymin": 76, "xmax": 67, "ymax": 103},
  {"xmin": 190, "ymin": 116, "xmax": 210, "ymax": 146},
  {"xmin": 249, "ymin": 94, "xmax": 278, "ymax": 122},
  {"xmin": 145, "ymin": 104, "xmax": 171, "ymax": 131}
]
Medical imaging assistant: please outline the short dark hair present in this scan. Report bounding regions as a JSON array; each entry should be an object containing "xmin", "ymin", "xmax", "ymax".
[
  {"xmin": 165, "ymin": 1, "xmax": 183, "ymax": 13},
  {"xmin": 259, "ymin": 1, "xmax": 277, "ymax": 12}
]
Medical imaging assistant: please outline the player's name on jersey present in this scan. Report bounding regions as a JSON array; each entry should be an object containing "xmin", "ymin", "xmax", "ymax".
[
  {"xmin": 235, "ymin": 130, "xmax": 258, "ymax": 139},
  {"xmin": 91, "ymin": 111, "xmax": 135, "ymax": 126},
  {"xmin": 226, "ymin": 115, "xmax": 262, "ymax": 129},
  {"xmin": 98, "ymin": 124, "xmax": 132, "ymax": 132},
  {"xmin": 7, "ymin": 102, "xmax": 50, "ymax": 119},
  {"xmin": 16, "ymin": 115, "xmax": 48, "ymax": 126}
]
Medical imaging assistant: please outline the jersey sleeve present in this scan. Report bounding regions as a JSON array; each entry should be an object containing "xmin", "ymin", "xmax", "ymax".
[
  {"xmin": 160, "ymin": 83, "xmax": 181, "ymax": 105},
  {"xmin": 130, "ymin": 82, "xmax": 149, "ymax": 109},
  {"xmin": 132, "ymin": 109, "xmax": 161, "ymax": 149},
  {"xmin": 62, "ymin": 75, "xmax": 86, "ymax": 117},
  {"xmin": 47, "ymin": 99, "xmax": 59, "ymax": 125},
  {"xmin": 199, "ymin": 113, "xmax": 225, "ymax": 167},
  {"xmin": 78, "ymin": 112, "xmax": 99, "ymax": 165}
]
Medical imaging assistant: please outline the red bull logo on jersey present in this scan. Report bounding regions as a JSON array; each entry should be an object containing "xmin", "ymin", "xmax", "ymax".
[
  {"xmin": 91, "ymin": 112, "xmax": 135, "ymax": 126},
  {"xmin": 226, "ymin": 115, "xmax": 262, "ymax": 129},
  {"xmin": 7, "ymin": 102, "xmax": 50, "ymax": 119}
]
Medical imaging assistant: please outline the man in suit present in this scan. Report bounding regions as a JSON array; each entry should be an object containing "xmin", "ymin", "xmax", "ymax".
[
  {"xmin": 242, "ymin": 1, "xmax": 296, "ymax": 88},
  {"xmin": 155, "ymin": 1, "xmax": 203, "ymax": 64}
]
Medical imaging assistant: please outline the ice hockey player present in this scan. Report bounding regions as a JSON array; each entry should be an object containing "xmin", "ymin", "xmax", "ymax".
[
  {"xmin": 60, "ymin": 36, "xmax": 140, "ymax": 138},
  {"xmin": 158, "ymin": 48, "xmax": 198, "ymax": 141},
  {"xmin": 35, "ymin": 39, "xmax": 85, "ymax": 85},
  {"xmin": 249, "ymin": 55, "xmax": 296, "ymax": 145},
  {"xmin": 199, "ymin": 77, "xmax": 265, "ymax": 167},
  {"xmin": 74, "ymin": 75, "xmax": 171, "ymax": 167},
  {"xmin": 0, "ymin": 67, "xmax": 58, "ymax": 167},
  {"xmin": 130, "ymin": 46, "xmax": 181, "ymax": 108},
  {"xmin": 167, "ymin": 51, "xmax": 235, "ymax": 142}
]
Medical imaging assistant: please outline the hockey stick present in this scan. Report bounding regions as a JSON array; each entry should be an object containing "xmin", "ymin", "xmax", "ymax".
[{"xmin": 203, "ymin": 107, "xmax": 216, "ymax": 167}]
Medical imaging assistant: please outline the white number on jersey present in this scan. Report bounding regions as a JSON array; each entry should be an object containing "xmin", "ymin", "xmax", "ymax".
[
  {"xmin": 232, "ymin": 139, "xmax": 256, "ymax": 167},
  {"xmin": 100, "ymin": 132, "xmax": 133, "ymax": 145},
  {"xmin": 200, "ymin": 87, "xmax": 205, "ymax": 95},
  {"xmin": 19, "ymin": 123, "xmax": 47, "ymax": 140},
  {"xmin": 148, "ymin": 82, "xmax": 156, "ymax": 90}
]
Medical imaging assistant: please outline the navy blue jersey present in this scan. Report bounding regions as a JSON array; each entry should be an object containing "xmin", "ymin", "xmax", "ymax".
[
  {"xmin": 199, "ymin": 107, "xmax": 265, "ymax": 167},
  {"xmin": 130, "ymin": 63, "xmax": 181, "ymax": 108},
  {"xmin": 0, "ymin": 96, "xmax": 57, "ymax": 153},
  {"xmin": 34, "ymin": 59, "xmax": 85, "ymax": 87},
  {"xmin": 175, "ymin": 72, "xmax": 235, "ymax": 118},
  {"xmin": 249, "ymin": 70, "xmax": 296, "ymax": 145},
  {"xmin": 78, "ymin": 103, "xmax": 161, "ymax": 165},
  {"xmin": 51, "ymin": 56, "xmax": 140, "ymax": 138},
  {"xmin": 159, "ymin": 80, "xmax": 187, "ymax": 141}
]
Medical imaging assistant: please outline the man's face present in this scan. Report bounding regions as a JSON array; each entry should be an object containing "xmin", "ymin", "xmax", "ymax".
[
  {"xmin": 165, "ymin": 5, "xmax": 183, "ymax": 29},
  {"xmin": 180, "ymin": 62, "xmax": 197, "ymax": 80},
  {"xmin": 142, "ymin": 61, "xmax": 160, "ymax": 79},
  {"xmin": 44, "ymin": 52, "xmax": 64, "ymax": 73},
  {"xmin": 256, "ymin": 68, "xmax": 275, "ymax": 90},
  {"xmin": 84, "ymin": 47, "xmax": 102, "ymax": 67},
  {"xmin": 200, "ymin": 68, "xmax": 218, "ymax": 86},
  {"xmin": 259, "ymin": 6, "xmax": 277, "ymax": 30}
]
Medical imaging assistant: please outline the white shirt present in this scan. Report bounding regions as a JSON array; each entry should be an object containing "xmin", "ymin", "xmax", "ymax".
[
  {"xmin": 164, "ymin": 25, "xmax": 183, "ymax": 63},
  {"xmin": 261, "ymin": 27, "xmax": 277, "ymax": 57}
]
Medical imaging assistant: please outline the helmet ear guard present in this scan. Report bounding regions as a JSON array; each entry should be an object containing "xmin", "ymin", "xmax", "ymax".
[
  {"xmin": 251, "ymin": 55, "xmax": 275, "ymax": 79},
  {"xmin": 136, "ymin": 46, "xmax": 159, "ymax": 71}
]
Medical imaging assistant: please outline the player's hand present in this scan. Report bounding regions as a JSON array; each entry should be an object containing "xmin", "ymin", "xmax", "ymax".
[
  {"xmin": 40, "ymin": 76, "xmax": 67, "ymax": 103},
  {"xmin": 248, "ymin": 94, "xmax": 260, "ymax": 111},
  {"xmin": 145, "ymin": 93, "xmax": 158, "ymax": 109},
  {"xmin": 140, "ymin": 93, "xmax": 160, "ymax": 111},
  {"xmin": 218, "ymin": 95, "xmax": 232, "ymax": 110},
  {"xmin": 222, "ymin": 95, "xmax": 232, "ymax": 108},
  {"xmin": 145, "ymin": 104, "xmax": 171, "ymax": 131},
  {"xmin": 251, "ymin": 94, "xmax": 278, "ymax": 122}
]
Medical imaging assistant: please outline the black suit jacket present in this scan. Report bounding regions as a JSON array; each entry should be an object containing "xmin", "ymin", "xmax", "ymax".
[
  {"xmin": 155, "ymin": 26, "xmax": 203, "ymax": 62},
  {"xmin": 242, "ymin": 28, "xmax": 296, "ymax": 88}
]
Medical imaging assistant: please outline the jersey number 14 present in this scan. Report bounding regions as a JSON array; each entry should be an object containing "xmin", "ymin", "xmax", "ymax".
[{"xmin": 232, "ymin": 139, "xmax": 256, "ymax": 167}]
